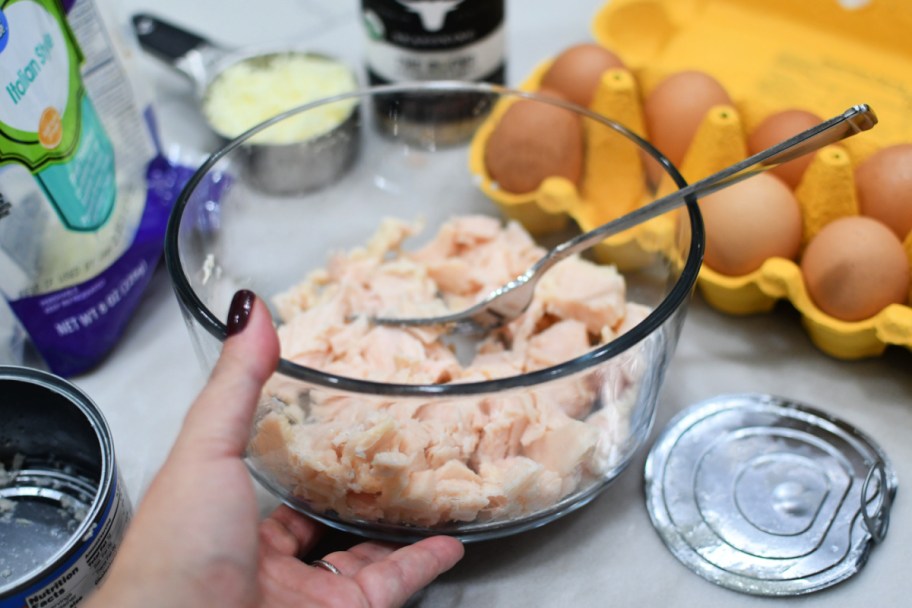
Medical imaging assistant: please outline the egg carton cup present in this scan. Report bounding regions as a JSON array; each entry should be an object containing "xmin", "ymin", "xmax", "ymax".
[
  {"xmin": 468, "ymin": 62, "xmax": 679, "ymax": 273},
  {"xmin": 468, "ymin": 0, "xmax": 912, "ymax": 360}
]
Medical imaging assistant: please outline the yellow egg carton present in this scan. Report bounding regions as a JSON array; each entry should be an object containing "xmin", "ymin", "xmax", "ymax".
[
  {"xmin": 589, "ymin": 0, "xmax": 912, "ymax": 359},
  {"xmin": 468, "ymin": 62, "xmax": 681, "ymax": 272},
  {"xmin": 469, "ymin": 0, "xmax": 912, "ymax": 360}
]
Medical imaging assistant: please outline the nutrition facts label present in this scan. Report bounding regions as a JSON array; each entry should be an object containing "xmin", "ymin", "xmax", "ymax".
[{"xmin": 2, "ymin": 478, "xmax": 131, "ymax": 608}]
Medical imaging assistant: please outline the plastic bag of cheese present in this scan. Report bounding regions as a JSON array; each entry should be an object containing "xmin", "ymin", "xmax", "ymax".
[{"xmin": 0, "ymin": 0, "xmax": 194, "ymax": 376}]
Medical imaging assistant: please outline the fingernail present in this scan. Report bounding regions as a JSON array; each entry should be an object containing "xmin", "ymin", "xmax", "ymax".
[{"xmin": 226, "ymin": 289, "xmax": 255, "ymax": 337}]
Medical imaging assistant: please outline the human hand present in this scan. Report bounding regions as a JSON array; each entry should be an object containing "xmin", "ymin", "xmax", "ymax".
[{"xmin": 86, "ymin": 290, "xmax": 464, "ymax": 608}]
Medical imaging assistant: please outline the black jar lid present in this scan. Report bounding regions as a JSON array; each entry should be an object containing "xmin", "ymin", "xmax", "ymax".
[{"xmin": 644, "ymin": 393, "xmax": 896, "ymax": 596}]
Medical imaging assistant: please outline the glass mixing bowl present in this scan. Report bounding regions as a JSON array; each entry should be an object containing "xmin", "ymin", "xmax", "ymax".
[{"xmin": 164, "ymin": 82, "xmax": 704, "ymax": 542}]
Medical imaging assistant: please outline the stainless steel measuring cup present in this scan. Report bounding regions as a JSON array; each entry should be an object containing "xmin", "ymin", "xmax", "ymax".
[{"xmin": 131, "ymin": 13, "xmax": 361, "ymax": 195}]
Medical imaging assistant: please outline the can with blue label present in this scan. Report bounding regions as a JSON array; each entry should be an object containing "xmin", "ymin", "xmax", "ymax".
[{"xmin": 0, "ymin": 365, "xmax": 131, "ymax": 607}]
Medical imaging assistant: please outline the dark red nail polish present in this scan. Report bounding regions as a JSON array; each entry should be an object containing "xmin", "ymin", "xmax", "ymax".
[{"xmin": 226, "ymin": 289, "xmax": 255, "ymax": 336}]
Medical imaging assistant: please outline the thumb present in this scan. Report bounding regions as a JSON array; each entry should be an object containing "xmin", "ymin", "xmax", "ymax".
[{"xmin": 174, "ymin": 290, "xmax": 281, "ymax": 460}]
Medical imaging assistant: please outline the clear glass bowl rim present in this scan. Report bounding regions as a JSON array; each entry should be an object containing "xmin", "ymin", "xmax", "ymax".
[{"xmin": 164, "ymin": 80, "xmax": 706, "ymax": 397}]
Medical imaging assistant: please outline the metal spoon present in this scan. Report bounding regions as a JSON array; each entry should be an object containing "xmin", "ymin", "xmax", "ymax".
[{"xmin": 371, "ymin": 104, "xmax": 877, "ymax": 334}]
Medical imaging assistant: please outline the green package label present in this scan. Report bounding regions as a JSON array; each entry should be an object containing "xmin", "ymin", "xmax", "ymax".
[
  {"xmin": 35, "ymin": 96, "xmax": 116, "ymax": 229},
  {"xmin": 0, "ymin": 0, "xmax": 116, "ymax": 231}
]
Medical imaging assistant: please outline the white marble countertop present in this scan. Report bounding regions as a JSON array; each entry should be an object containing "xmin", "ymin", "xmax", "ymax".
[{"xmin": 69, "ymin": 0, "xmax": 912, "ymax": 605}]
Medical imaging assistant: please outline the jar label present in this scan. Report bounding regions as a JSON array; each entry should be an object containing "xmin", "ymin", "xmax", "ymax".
[
  {"xmin": 365, "ymin": 27, "xmax": 504, "ymax": 81},
  {"xmin": 362, "ymin": 0, "xmax": 505, "ymax": 82}
]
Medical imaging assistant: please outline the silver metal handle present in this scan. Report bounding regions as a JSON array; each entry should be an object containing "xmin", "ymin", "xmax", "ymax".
[
  {"xmin": 533, "ymin": 104, "xmax": 878, "ymax": 276},
  {"xmin": 131, "ymin": 13, "xmax": 222, "ymax": 89}
]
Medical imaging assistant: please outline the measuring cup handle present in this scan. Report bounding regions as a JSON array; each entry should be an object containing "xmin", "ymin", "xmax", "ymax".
[{"xmin": 131, "ymin": 13, "xmax": 215, "ymax": 69}]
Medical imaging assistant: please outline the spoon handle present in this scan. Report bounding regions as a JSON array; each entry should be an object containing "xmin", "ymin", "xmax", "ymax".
[{"xmin": 532, "ymin": 104, "xmax": 877, "ymax": 275}]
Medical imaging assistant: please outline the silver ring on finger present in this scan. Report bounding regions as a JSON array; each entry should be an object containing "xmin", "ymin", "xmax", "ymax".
[{"xmin": 310, "ymin": 559, "xmax": 343, "ymax": 575}]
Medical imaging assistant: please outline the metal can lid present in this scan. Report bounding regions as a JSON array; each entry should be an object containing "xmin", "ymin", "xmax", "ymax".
[
  {"xmin": 644, "ymin": 393, "xmax": 896, "ymax": 597},
  {"xmin": 0, "ymin": 366, "xmax": 112, "ymax": 595}
]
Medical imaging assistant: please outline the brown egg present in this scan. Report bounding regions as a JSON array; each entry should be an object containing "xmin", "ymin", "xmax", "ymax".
[
  {"xmin": 747, "ymin": 109, "xmax": 823, "ymax": 189},
  {"xmin": 484, "ymin": 91, "xmax": 583, "ymax": 194},
  {"xmin": 905, "ymin": 231, "xmax": 912, "ymax": 303},
  {"xmin": 855, "ymin": 144, "xmax": 912, "ymax": 240},
  {"xmin": 801, "ymin": 216, "xmax": 910, "ymax": 321},
  {"xmin": 700, "ymin": 173, "xmax": 802, "ymax": 276},
  {"xmin": 643, "ymin": 71, "xmax": 732, "ymax": 172},
  {"xmin": 540, "ymin": 43, "xmax": 626, "ymax": 108}
]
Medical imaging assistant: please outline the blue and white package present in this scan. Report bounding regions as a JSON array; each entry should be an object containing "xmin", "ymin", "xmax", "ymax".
[{"xmin": 0, "ymin": 0, "xmax": 195, "ymax": 376}]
